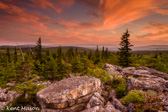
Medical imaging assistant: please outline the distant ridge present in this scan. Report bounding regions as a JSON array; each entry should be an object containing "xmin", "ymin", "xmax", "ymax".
[{"xmin": 0, "ymin": 44, "xmax": 168, "ymax": 51}]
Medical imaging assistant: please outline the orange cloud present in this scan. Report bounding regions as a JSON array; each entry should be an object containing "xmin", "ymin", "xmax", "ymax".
[
  {"xmin": 29, "ymin": 0, "xmax": 74, "ymax": 13},
  {"xmin": 29, "ymin": 0, "xmax": 61, "ymax": 13},
  {"xmin": 98, "ymin": 0, "xmax": 154, "ymax": 29},
  {"xmin": 56, "ymin": 0, "xmax": 168, "ymax": 31},
  {"xmin": 137, "ymin": 21, "xmax": 168, "ymax": 43},
  {"xmin": 56, "ymin": 20, "xmax": 99, "ymax": 30}
]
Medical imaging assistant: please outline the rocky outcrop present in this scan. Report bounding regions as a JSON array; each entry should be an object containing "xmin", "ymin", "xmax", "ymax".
[
  {"xmin": 37, "ymin": 76, "xmax": 101, "ymax": 112},
  {"xmin": 103, "ymin": 63, "xmax": 168, "ymax": 93},
  {"xmin": 0, "ymin": 88, "xmax": 21, "ymax": 108},
  {"xmin": 35, "ymin": 64, "xmax": 168, "ymax": 112},
  {"xmin": 104, "ymin": 64, "xmax": 168, "ymax": 112},
  {"xmin": 125, "ymin": 70, "xmax": 168, "ymax": 93}
]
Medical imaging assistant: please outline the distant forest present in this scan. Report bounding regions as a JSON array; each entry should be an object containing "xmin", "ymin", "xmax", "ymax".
[{"xmin": 0, "ymin": 31, "xmax": 168, "ymax": 85}]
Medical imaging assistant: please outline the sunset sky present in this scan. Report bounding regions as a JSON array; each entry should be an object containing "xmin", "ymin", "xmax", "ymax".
[{"xmin": 0, "ymin": 0, "xmax": 168, "ymax": 46}]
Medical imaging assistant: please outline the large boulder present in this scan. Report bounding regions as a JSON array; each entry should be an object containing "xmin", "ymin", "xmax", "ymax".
[{"xmin": 37, "ymin": 76, "xmax": 101, "ymax": 112}]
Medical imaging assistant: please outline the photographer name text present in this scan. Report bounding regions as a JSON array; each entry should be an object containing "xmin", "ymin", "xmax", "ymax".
[{"xmin": 0, "ymin": 106, "xmax": 40, "ymax": 111}]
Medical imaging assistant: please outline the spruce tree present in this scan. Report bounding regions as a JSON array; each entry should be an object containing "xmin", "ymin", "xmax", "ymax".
[
  {"xmin": 104, "ymin": 48, "xmax": 109, "ymax": 59},
  {"xmin": 6, "ymin": 48, "xmax": 11, "ymax": 63},
  {"xmin": 14, "ymin": 47, "xmax": 17, "ymax": 63},
  {"xmin": 57, "ymin": 46, "xmax": 63, "ymax": 60},
  {"xmin": 118, "ymin": 29, "xmax": 133, "ymax": 67},
  {"xmin": 83, "ymin": 50, "xmax": 87, "ymax": 56},
  {"xmin": 56, "ymin": 46, "xmax": 67, "ymax": 80},
  {"xmin": 46, "ymin": 49, "xmax": 50, "ymax": 56},
  {"xmin": 35, "ymin": 37, "xmax": 42, "ymax": 61},
  {"xmin": 66, "ymin": 47, "xmax": 75, "ymax": 62},
  {"xmin": 71, "ymin": 56, "xmax": 82, "ymax": 73},
  {"xmin": 102, "ymin": 46, "xmax": 105, "ymax": 59},
  {"xmin": 88, "ymin": 51, "xmax": 93, "ymax": 60},
  {"xmin": 75, "ymin": 48, "xmax": 78, "ymax": 55},
  {"xmin": 94, "ymin": 45, "xmax": 101, "ymax": 64}
]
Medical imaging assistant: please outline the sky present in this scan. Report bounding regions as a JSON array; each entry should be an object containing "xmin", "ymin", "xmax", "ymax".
[{"xmin": 0, "ymin": 0, "xmax": 168, "ymax": 46}]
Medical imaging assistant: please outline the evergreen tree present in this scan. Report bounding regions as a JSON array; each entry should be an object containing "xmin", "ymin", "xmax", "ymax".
[
  {"xmin": 83, "ymin": 50, "xmax": 87, "ymax": 56},
  {"xmin": 35, "ymin": 37, "xmax": 42, "ymax": 61},
  {"xmin": 71, "ymin": 56, "xmax": 82, "ymax": 73},
  {"xmin": 102, "ymin": 46, "xmax": 105, "ymax": 59},
  {"xmin": 57, "ymin": 46, "xmax": 63, "ymax": 59},
  {"xmin": 56, "ymin": 46, "xmax": 67, "ymax": 80},
  {"xmin": 75, "ymin": 48, "xmax": 78, "ymax": 55},
  {"xmin": 6, "ymin": 48, "xmax": 11, "ymax": 63},
  {"xmin": 14, "ymin": 47, "xmax": 17, "ymax": 63},
  {"xmin": 46, "ymin": 49, "xmax": 50, "ymax": 56},
  {"xmin": 52, "ymin": 52, "xmax": 57, "ymax": 59},
  {"xmin": 66, "ymin": 47, "xmax": 74, "ymax": 62},
  {"xmin": 118, "ymin": 29, "xmax": 133, "ymax": 67},
  {"xmin": 88, "ymin": 51, "xmax": 93, "ymax": 60},
  {"xmin": 43, "ymin": 57, "xmax": 56, "ymax": 80},
  {"xmin": 80, "ymin": 56, "xmax": 89, "ymax": 72},
  {"xmin": 104, "ymin": 48, "xmax": 109, "ymax": 59},
  {"xmin": 94, "ymin": 45, "xmax": 101, "ymax": 64},
  {"xmin": 33, "ymin": 37, "xmax": 43, "ymax": 75}
]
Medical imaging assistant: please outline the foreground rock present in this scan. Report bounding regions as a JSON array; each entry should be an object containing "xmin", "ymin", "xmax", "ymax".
[
  {"xmin": 37, "ymin": 76, "xmax": 101, "ymax": 112},
  {"xmin": 0, "ymin": 88, "xmax": 21, "ymax": 108}
]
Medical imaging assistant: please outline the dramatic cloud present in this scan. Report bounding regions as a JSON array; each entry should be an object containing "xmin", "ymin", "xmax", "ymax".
[
  {"xmin": 0, "ymin": 0, "xmax": 168, "ymax": 45},
  {"xmin": 97, "ymin": 0, "xmax": 168, "ymax": 29}
]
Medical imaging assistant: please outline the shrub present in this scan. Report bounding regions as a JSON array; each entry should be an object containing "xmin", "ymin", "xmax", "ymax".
[
  {"xmin": 87, "ymin": 67, "xmax": 112, "ymax": 83},
  {"xmin": 143, "ymin": 90, "xmax": 162, "ymax": 111},
  {"xmin": 121, "ymin": 90, "xmax": 145, "ymax": 105},
  {"xmin": 111, "ymin": 78, "xmax": 127, "ymax": 98},
  {"xmin": 28, "ymin": 74, "xmax": 38, "ymax": 80},
  {"xmin": 11, "ymin": 80, "xmax": 45, "ymax": 106},
  {"xmin": 121, "ymin": 90, "xmax": 163, "ymax": 111}
]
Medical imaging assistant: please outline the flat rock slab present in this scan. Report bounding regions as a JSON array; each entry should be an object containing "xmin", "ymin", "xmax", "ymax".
[{"xmin": 37, "ymin": 76, "xmax": 101, "ymax": 109}]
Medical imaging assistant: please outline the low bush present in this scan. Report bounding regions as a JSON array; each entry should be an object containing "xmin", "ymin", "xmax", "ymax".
[
  {"xmin": 87, "ymin": 67, "xmax": 112, "ymax": 83},
  {"xmin": 121, "ymin": 90, "xmax": 162, "ymax": 112},
  {"xmin": 10, "ymin": 80, "xmax": 45, "ymax": 107},
  {"xmin": 111, "ymin": 77, "xmax": 127, "ymax": 98},
  {"xmin": 121, "ymin": 90, "xmax": 145, "ymax": 105}
]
